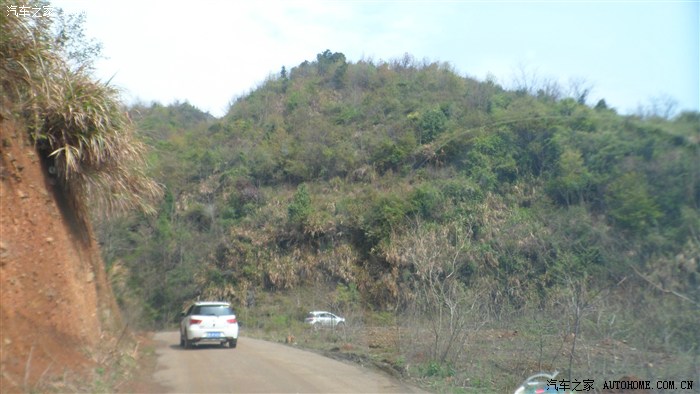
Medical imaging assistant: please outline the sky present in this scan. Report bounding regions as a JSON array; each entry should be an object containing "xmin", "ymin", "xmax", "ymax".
[{"xmin": 50, "ymin": 0, "xmax": 699, "ymax": 118}]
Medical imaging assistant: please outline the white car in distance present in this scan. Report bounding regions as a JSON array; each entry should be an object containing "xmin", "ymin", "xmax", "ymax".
[
  {"xmin": 180, "ymin": 301, "xmax": 239, "ymax": 349},
  {"xmin": 304, "ymin": 311, "xmax": 345, "ymax": 328}
]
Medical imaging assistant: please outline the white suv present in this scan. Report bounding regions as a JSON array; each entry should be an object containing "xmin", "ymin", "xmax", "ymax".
[
  {"xmin": 180, "ymin": 301, "xmax": 239, "ymax": 349},
  {"xmin": 304, "ymin": 311, "xmax": 345, "ymax": 328}
]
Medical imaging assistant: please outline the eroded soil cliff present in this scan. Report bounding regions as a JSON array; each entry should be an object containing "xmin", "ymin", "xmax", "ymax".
[{"xmin": 1, "ymin": 118, "xmax": 122, "ymax": 392}]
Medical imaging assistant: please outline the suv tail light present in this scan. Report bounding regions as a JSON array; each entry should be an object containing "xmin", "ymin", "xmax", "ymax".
[
  {"xmin": 227, "ymin": 318, "xmax": 237, "ymax": 324},
  {"xmin": 189, "ymin": 318, "xmax": 202, "ymax": 325}
]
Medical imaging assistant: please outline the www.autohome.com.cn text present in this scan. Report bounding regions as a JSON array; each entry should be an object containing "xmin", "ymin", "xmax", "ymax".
[{"xmin": 546, "ymin": 379, "xmax": 694, "ymax": 392}]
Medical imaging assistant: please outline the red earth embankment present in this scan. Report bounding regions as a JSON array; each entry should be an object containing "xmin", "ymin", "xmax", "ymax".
[{"xmin": 1, "ymin": 118, "xmax": 122, "ymax": 392}]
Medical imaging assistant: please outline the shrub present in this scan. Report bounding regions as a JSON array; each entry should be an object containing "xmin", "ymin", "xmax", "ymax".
[
  {"xmin": 418, "ymin": 108, "xmax": 447, "ymax": 143},
  {"xmin": 409, "ymin": 184, "xmax": 444, "ymax": 220},
  {"xmin": 288, "ymin": 184, "xmax": 312, "ymax": 225},
  {"xmin": 605, "ymin": 172, "xmax": 661, "ymax": 233},
  {"xmin": 362, "ymin": 194, "xmax": 413, "ymax": 245},
  {"xmin": 439, "ymin": 177, "xmax": 484, "ymax": 204},
  {"xmin": 420, "ymin": 361, "xmax": 455, "ymax": 378}
]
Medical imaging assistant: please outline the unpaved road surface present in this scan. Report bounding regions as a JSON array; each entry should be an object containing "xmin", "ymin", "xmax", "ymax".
[{"xmin": 152, "ymin": 331, "xmax": 427, "ymax": 393}]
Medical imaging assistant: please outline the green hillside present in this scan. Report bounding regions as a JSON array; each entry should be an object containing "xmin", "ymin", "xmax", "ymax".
[{"xmin": 97, "ymin": 51, "xmax": 699, "ymax": 391}]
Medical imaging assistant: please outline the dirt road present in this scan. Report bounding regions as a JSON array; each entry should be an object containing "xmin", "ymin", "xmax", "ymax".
[{"xmin": 152, "ymin": 331, "xmax": 427, "ymax": 393}]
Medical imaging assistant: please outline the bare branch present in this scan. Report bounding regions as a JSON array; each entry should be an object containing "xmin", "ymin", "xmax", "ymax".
[{"xmin": 629, "ymin": 264, "xmax": 698, "ymax": 306}]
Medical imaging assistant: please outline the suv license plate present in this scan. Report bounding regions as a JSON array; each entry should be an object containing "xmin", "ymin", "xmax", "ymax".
[{"xmin": 206, "ymin": 332, "xmax": 222, "ymax": 338}]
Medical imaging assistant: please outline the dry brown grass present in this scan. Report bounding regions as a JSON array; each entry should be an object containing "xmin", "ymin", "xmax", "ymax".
[{"xmin": 1, "ymin": 3, "xmax": 163, "ymax": 223}]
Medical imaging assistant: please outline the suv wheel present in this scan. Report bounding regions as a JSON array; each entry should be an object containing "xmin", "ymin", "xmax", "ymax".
[{"xmin": 229, "ymin": 339, "xmax": 237, "ymax": 348}]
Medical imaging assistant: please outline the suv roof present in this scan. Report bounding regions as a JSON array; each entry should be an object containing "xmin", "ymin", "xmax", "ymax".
[{"xmin": 192, "ymin": 301, "xmax": 230, "ymax": 306}]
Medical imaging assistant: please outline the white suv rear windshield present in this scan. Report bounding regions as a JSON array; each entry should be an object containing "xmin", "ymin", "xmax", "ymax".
[{"xmin": 193, "ymin": 305, "xmax": 234, "ymax": 316}]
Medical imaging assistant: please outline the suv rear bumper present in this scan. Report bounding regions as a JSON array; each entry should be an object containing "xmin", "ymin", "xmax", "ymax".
[
  {"xmin": 186, "ymin": 327, "xmax": 238, "ymax": 340},
  {"xmin": 190, "ymin": 336, "xmax": 237, "ymax": 343}
]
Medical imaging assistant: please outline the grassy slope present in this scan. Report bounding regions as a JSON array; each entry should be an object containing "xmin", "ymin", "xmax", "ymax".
[{"xmin": 101, "ymin": 53, "xmax": 699, "ymax": 392}]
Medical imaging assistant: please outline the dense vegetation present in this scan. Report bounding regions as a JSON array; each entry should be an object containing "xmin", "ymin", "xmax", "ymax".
[{"xmin": 96, "ymin": 50, "xmax": 699, "ymax": 389}]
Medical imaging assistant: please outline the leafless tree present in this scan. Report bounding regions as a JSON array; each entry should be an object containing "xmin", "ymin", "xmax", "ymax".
[
  {"xmin": 511, "ymin": 62, "xmax": 562, "ymax": 101},
  {"xmin": 385, "ymin": 219, "xmax": 486, "ymax": 363},
  {"xmin": 567, "ymin": 77, "xmax": 594, "ymax": 105},
  {"xmin": 636, "ymin": 93, "xmax": 679, "ymax": 119}
]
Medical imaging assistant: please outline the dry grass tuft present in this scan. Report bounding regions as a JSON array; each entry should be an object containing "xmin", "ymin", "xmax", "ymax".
[{"xmin": 1, "ymin": 2, "xmax": 163, "ymax": 221}]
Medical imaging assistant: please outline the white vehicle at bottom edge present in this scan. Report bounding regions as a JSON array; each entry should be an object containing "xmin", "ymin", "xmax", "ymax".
[{"xmin": 180, "ymin": 301, "xmax": 238, "ymax": 349}]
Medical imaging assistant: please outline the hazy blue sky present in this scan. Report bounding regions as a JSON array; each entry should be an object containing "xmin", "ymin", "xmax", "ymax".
[{"xmin": 52, "ymin": 0, "xmax": 699, "ymax": 118}]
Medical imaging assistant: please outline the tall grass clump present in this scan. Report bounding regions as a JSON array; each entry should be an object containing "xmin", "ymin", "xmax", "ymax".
[{"xmin": 1, "ymin": 0, "xmax": 162, "ymax": 222}]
